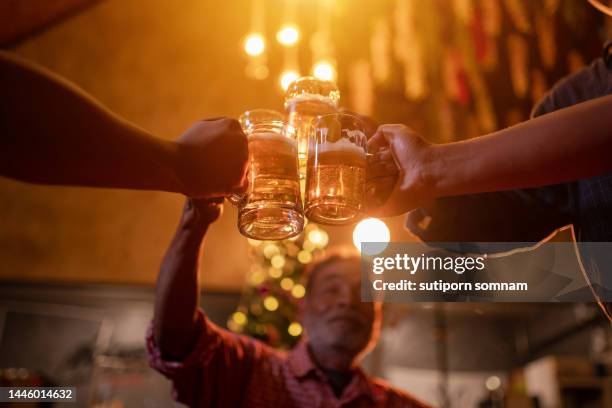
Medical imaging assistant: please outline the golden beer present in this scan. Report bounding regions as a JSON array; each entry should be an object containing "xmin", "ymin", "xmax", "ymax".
[
  {"xmin": 286, "ymin": 94, "xmax": 337, "ymax": 174},
  {"xmin": 305, "ymin": 114, "xmax": 367, "ymax": 225},
  {"xmin": 284, "ymin": 77, "xmax": 340, "ymax": 178},
  {"xmin": 235, "ymin": 110, "xmax": 303, "ymax": 240}
]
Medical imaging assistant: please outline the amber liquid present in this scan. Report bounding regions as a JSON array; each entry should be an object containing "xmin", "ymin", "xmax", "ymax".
[
  {"xmin": 285, "ymin": 96, "xmax": 337, "ymax": 178},
  {"xmin": 305, "ymin": 145, "xmax": 366, "ymax": 225},
  {"xmin": 239, "ymin": 133, "xmax": 303, "ymax": 239}
]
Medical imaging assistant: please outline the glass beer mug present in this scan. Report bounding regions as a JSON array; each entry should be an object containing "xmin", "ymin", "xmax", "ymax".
[
  {"xmin": 229, "ymin": 109, "xmax": 304, "ymax": 240},
  {"xmin": 304, "ymin": 113, "xmax": 367, "ymax": 225},
  {"xmin": 284, "ymin": 76, "xmax": 340, "ymax": 177}
]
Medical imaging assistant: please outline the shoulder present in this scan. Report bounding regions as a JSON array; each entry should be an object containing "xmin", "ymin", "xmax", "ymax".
[
  {"xmin": 533, "ymin": 56, "xmax": 612, "ymax": 117},
  {"xmin": 369, "ymin": 376, "xmax": 433, "ymax": 408}
]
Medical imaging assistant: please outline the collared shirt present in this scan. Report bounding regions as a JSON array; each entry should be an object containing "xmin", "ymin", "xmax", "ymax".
[{"xmin": 147, "ymin": 310, "xmax": 431, "ymax": 408}]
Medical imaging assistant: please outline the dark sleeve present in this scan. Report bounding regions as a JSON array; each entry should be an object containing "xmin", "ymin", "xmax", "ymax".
[
  {"xmin": 406, "ymin": 186, "xmax": 574, "ymax": 254},
  {"xmin": 404, "ymin": 58, "xmax": 612, "ymax": 252},
  {"xmin": 146, "ymin": 309, "xmax": 272, "ymax": 407}
]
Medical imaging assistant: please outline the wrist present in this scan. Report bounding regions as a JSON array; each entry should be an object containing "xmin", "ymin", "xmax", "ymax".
[
  {"xmin": 179, "ymin": 210, "xmax": 213, "ymax": 235},
  {"xmin": 421, "ymin": 144, "xmax": 445, "ymax": 198},
  {"xmin": 424, "ymin": 141, "xmax": 476, "ymax": 198},
  {"xmin": 168, "ymin": 140, "xmax": 191, "ymax": 196},
  {"xmin": 398, "ymin": 144, "xmax": 444, "ymax": 203}
]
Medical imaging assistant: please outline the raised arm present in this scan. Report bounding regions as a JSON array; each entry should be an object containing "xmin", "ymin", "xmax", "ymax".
[
  {"xmin": 0, "ymin": 51, "xmax": 247, "ymax": 197},
  {"xmin": 368, "ymin": 94, "xmax": 612, "ymax": 216},
  {"xmin": 153, "ymin": 198, "xmax": 222, "ymax": 359}
]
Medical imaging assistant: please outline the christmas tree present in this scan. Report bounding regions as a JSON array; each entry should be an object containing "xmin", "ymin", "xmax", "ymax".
[{"xmin": 227, "ymin": 223, "xmax": 329, "ymax": 349}]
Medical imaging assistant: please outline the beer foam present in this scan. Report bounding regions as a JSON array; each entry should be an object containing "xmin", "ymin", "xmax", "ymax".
[
  {"xmin": 318, "ymin": 137, "xmax": 366, "ymax": 157},
  {"xmin": 284, "ymin": 93, "xmax": 338, "ymax": 109},
  {"xmin": 249, "ymin": 132, "xmax": 297, "ymax": 148}
]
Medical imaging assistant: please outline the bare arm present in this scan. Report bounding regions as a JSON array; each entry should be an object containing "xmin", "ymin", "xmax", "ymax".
[
  {"xmin": 431, "ymin": 94, "xmax": 612, "ymax": 196},
  {"xmin": 153, "ymin": 198, "xmax": 222, "ymax": 359},
  {"xmin": 0, "ymin": 51, "xmax": 247, "ymax": 197},
  {"xmin": 368, "ymin": 95, "xmax": 612, "ymax": 216}
]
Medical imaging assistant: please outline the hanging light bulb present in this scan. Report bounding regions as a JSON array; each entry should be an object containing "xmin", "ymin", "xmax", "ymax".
[
  {"xmin": 244, "ymin": 33, "xmax": 265, "ymax": 56},
  {"xmin": 277, "ymin": 24, "xmax": 300, "ymax": 46},
  {"xmin": 313, "ymin": 60, "xmax": 336, "ymax": 81},
  {"xmin": 280, "ymin": 70, "xmax": 300, "ymax": 90}
]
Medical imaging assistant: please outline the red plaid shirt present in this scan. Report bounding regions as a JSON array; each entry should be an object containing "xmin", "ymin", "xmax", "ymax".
[{"xmin": 147, "ymin": 310, "xmax": 431, "ymax": 408}]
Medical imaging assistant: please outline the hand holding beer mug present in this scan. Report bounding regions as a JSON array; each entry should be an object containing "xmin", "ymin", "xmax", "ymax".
[
  {"xmin": 284, "ymin": 77, "xmax": 340, "ymax": 177},
  {"xmin": 305, "ymin": 113, "xmax": 367, "ymax": 225},
  {"xmin": 229, "ymin": 109, "xmax": 304, "ymax": 240}
]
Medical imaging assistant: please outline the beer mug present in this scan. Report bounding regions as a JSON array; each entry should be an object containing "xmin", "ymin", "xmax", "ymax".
[
  {"xmin": 229, "ymin": 109, "xmax": 304, "ymax": 240},
  {"xmin": 304, "ymin": 113, "xmax": 367, "ymax": 225},
  {"xmin": 284, "ymin": 76, "xmax": 340, "ymax": 177}
]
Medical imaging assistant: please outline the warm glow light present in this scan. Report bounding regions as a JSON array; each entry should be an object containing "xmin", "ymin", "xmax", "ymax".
[
  {"xmin": 313, "ymin": 60, "xmax": 336, "ymax": 81},
  {"xmin": 292, "ymin": 284, "xmax": 306, "ymax": 298},
  {"xmin": 250, "ymin": 270, "xmax": 265, "ymax": 285},
  {"xmin": 485, "ymin": 376, "xmax": 501, "ymax": 391},
  {"xmin": 297, "ymin": 250, "xmax": 312, "ymax": 264},
  {"xmin": 288, "ymin": 322, "xmax": 303, "ymax": 336},
  {"xmin": 232, "ymin": 311, "xmax": 247, "ymax": 325},
  {"xmin": 353, "ymin": 218, "xmax": 390, "ymax": 255},
  {"xmin": 271, "ymin": 254, "xmax": 286, "ymax": 269},
  {"xmin": 307, "ymin": 229, "xmax": 328, "ymax": 248},
  {"xmin": 276, "ymin": 25, "xmax": 300, "ymax": 46},
  {"xmin": 280, "ymin": 277, "xmax": 294, "ymax": 290},
  {"xmin": 302, "ymin": 240, "xmax": 315, "ymax": 252},
  {"xmin": 268, "ymin": 267, "xmax": 283, "ymax": 279},
  {"xmin": 280, "ymin": 70, "xmax": 300, "ymax": 90},
  {"xmin": 263, "ymin": 296, "xmax": 279, "ymax": 311},
  {"xmin": 308, "ymin": 230, "xmax": 323, "ymax": 245},
  {"xmin": 244, "ymin": 33, "xmax": 265, "ymax": 56},
  {"xmin": 263, "ymin": 243, "xmax": 280, "ymax": 259}
]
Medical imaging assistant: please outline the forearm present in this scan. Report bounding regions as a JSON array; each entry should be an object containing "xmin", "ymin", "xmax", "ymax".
[
  {"xmin": 154, "ymin": 217, "xmax": 208, "ymax": 360},
  {"xmin": 0, "ymin": 51, "xmax": 184, "ymax": 193},
  {"xmin": 428, "ymin": 95, "xmax": 612, "ymax": 197}
]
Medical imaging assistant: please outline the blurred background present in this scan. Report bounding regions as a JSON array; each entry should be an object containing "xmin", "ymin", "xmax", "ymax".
[{"xmin": 1, "ymin": 0, "xmax": 612, "ymax": 407}]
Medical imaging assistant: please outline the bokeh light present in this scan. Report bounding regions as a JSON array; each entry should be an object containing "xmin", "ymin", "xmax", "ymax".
[
  {"xmin": 280, "ymin": 277, "xmax": 294, "ymax": 290},
  {"xmin": 249, "ymin": 270, "xmax": 265, "ymax": 285},
  {"xmin": 288, "ymin": 322, "xmax": 303, "ymax": 336},
  {"xmin": 263, "ymin": 243, "xmax": 280, "ymax": 259},
  {"xmin": 485, "ymin": 376, "xmax": 501, "ymax": 391},
  {"xmin": 353, "ymin": 218, "xmax": 390, "ymax": 255},
  {"xmin": 297, "ymin": 250, "xmax": 312, "ymax": 264},
  {"xmin": 263, "ymin": 296, "xmax": 279, "ymax": 311},
  {"xmin": 276, "ymin": 25, "xmax": 300, "ymax": 46},
  {"xmin": 244, "ymin": 33, "xmax": 265, "ymax": 56},
  {"xmin": 313, "ymin": 60, "xmax": 336, "ymax": 81},
  {"xmin": 271, "ymin": 254, "xmax": 286, "ymax": 269},
  {"xmin": 280, "ymin": 70, "xmax": 300, "ymax": 90},
  {"xmin": 302, "ymin": 240, "xmax": 315, "ymax": 252},
  {"xmin": 232, "ymin": 311, "xmax": 247, "ymax": 325},
  {"xmin": 291, "ymin": 284, "xmax": 306, "ymax": 298},
  {"xmin": 268, "ymin": 267, "xmax": 283, "ymax": 279},
  {"xmin": 308, "ymin": 230, "xmax": 323, "ymax": 245}
]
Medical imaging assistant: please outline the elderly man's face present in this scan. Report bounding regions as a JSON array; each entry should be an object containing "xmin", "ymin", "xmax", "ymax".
[{"xmin": 302, "ymin": 258, "xmax": 379, "ymax": 359}]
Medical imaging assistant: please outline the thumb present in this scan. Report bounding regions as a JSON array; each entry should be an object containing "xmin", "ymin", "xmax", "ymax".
[{"xmin": 367, "ymin": 126, "xmax": 389, "ymax": 152}]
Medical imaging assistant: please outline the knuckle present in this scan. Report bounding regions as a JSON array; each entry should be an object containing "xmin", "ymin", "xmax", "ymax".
[{"xmin": 225, "ymin": 118, "xmax": 243, "ymax": 132}]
